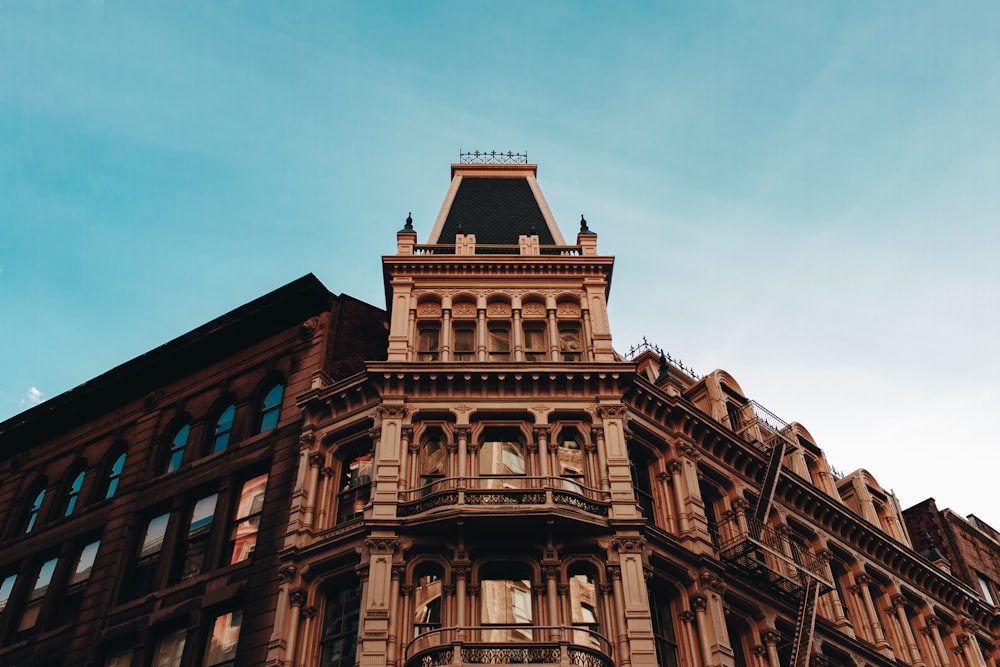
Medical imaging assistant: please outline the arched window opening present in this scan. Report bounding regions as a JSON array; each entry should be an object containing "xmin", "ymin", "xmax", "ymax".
[
  {"xmin": 699, "ymin": 480, "xmax": 723, "ymax": 549},
  {"xmin": 166, "ymin": 424, "xmax": 190, "ymax": 473},
  {"xmin": 258, "ymin": 384, "xmax": 284, "ymax": 433},
  {"xmin": 337, "ymin": 447, "xmax": 373, "ymax": 523},
  {"xmin": 64, "ymin": 469, "xmax": 86, "ymax": 516},
  {"xmin": 413, "ymin": 563, "xmax": 444, "ymax": 638},
  {"xmin": 557, "ymin": 430, "xmax": 585, "ymax": 492},
  {"xmin": 420, "ymin": 436, "xmax": 447, "ymax": 495},
  {"xmin": 213, "ymin": 404, "xmax": 236, "ymax": 453},
  {"xmin": 105, "ymin": 451, "xmax": 126, "ymax": 499},
  {"xmin": 725, "ymin": 615, "xmax": 751, "ymax": 667},
  {"xmin": 648, "ymin": 586, "xmax": 680, "ymax": 667},
  {"xmin": 321, "ymin": 577, "xmax": 361, "ymax": 667},
  {"xmin": 52, "ymin": 539, "xmax": 100, "ymax": 628},
  {"xmin": 25, "ymin": 488, "xmax": 46, "ymax": 533},
  {"xmin": 480, "ymin": 562, "xmax": 534, "ymax": 642},
  {"xmin": 451, "ymin": 300, "xmax": 477, "ymax": 361},
  {"xmin": 629, "ymin": 452, "xmax": 654, "ymax": 521},
  {"xmin": 480, "ymin": 439, "xmax": 525, "ymax": 477},
  {"xmin": 568, "ymin": 565, "xmax": 601, "ymax": 648}
]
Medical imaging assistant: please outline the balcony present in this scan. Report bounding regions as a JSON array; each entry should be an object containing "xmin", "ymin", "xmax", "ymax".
[
  {"xmin": 397, "ymin": 477, "xmax": 610, "ymax": 518},
  {"xmin": 713, "ymin": 513, "xmax": 833, "ymax": 596},
  {"xmin": 405, "ymin": 626, "xmax": 613, "ymax": 667}
]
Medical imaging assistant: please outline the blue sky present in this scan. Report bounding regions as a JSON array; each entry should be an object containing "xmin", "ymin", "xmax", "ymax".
[{"xmin": 2, "ymin": 2, "xmax": 998, "ymax": 525}]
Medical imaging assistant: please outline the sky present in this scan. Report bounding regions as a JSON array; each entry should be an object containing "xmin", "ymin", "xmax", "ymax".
[{"xmin": 1, "ymin": 2, "xmax": 998, "ymax": 528}]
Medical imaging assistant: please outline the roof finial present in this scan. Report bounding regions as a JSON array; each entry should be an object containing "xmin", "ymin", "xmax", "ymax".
[
  {"xmin": 580, "ymin": 214, "xmax": 590, "ymax": 233},
  {"xmin": 404, "ymin": 212, "xmax": 413, "ymax": 231},
  {"xmin": 529, "ymin": 224, "xmax": 537, "ymax": 235}
]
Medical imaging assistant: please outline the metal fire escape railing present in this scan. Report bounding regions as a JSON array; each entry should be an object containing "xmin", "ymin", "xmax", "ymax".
[{"xmin": 721, "ymin": 400, "xmax": 828, "ymax": 665}]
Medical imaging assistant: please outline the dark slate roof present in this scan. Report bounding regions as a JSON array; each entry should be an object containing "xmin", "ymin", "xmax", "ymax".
[{"xmin": 438, "ymin": 177, "xmax": 555, "ymax": 245}]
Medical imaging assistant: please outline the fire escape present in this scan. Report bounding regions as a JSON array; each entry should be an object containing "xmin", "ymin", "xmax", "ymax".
[{"xmin": 715, "ymin": 401, "xmax": 832, "ymax": 667}]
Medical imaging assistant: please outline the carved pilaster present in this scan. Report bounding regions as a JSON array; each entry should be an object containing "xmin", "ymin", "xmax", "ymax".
[
  {"xmin": 666, "ymin": 460, "xmax": 683, "ymax": 475},
  {"xmin": 689, "ymin": 595, "xmax": 707, "ymax": 612},
  {"xmin": 612, "ymin": 536, "xmax": 646, "ymax": 553},
  {"xmin": 699, "ymin": 572, "xmax": 727, "ymax": 594},
  {"xmin": 289, "ymin": 589, "xmax": 307, "ymax": 608},
  {"xmin": 377, "ymin": 405, "xmax": 408, "ymax": 419},
  {"xmin": 308, "ymin": 452, "xmax": 324, "ymax": 468},
  {"xmin": 299, "ymin": 432, "xmax": 316, "ymax": 449},
  {"xmin": 678, "ymin": 442, "xmax": 700, "ymax": 460},
  {"xmin": 596, "ymin": 405, "xmax": 627, "ymax": 419},
  {"xmin": 301, "ymin": 606, "xmax": 318, "ymax": 620},
  {"xmin": 606, "ymin": 565, "xmax": 622, "ymax": 581},
  {"xmin": 278, "ymin": 564, "xmax": 298, "ymax": 584},
  {"xmin": 761, "ymin": 630, "xmax": 781, "ymax": 647},
  {"xmin": 365, "ymin": 537, "xmax": 399, "ymax": 555}
]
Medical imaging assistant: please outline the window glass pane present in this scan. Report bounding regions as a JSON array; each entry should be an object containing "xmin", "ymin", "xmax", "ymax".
[
  {"xmin": 180, "ymin": 494, "xmax": 218, "ymax": 581},
  {"xmin": 18, "ymin": 557, "xmax": 58, "ymax": 631},
  {"xmin": 231, "ymin": 474, "xmax": 268, "ymax": 564},
  {"xmin": 559, "ymin": 328, "xmax": 582, "ymax": 361},
  {"xmin": 337, "ymin": 453, "xmax": 373, "ymax": 523},
  {"xmin": 481, "ymin": 577, "xmax": 533, "ymax": 642},
  {"xmin": 107, "ymin": 453, "xmax": 126, "ymax": 499},
  {"xmin": 453, "ymin": 327, "xmax": 475, "ymax": 359},
  {"xmin": 65, "ymin": 470, "xmax": 86, "ymax": 516},
  {"xmin": 203, "ymin": 610, "xmax": 242, "ymax": 667},
  {"xmin": 152, "ymin": 628, "xmax": 187, "ymax": 667},
  {"xmin": 321, "ymin": 584, "xmax": 361, "ymax": 667},
  {"xmin": 70, "ymin": 540, "xmax": 101, "ymax": 585},
  {"xmin": 0, "ymin": 573, "xmax": 17, "ymax": 612},
  {"xmin": 418, "ymin": 328, "xmax": 440, "ymax": 361},
  {"xmin": 413, "ymin": 571, "xmax": 443, "ymax": 636},
  {"xmin": 480, "ymin": 441, "xmax": 525, "ymax": 475},
  {"xmin": 259, "ymin": 385, "xmax": 283, "ymax": 433},
  {"xmin": 141, "ymin": 513, "xmax": 170, "ymax": 558},
  {"xmin": 523, "ymin": 327, "xmax": 546, "ymax": 361},
  {"xmin": 168, "ymin": 425, "xmax": 190, "ymax": 472},
  {"xmin": 979, "ymin": 574, "xmax": 996, "ymax": 605},
  {"xmin": 488, "ymin": 328, "xmax": 510, "ymax": 360},
  {"xmin": 214, "ymin": 404, "xmax": 236, "ymax": 452},
  {"xmin": 420, "ymin": 440, "xmax": 446, "ymax": 478},
  {"xmin": 103, "ymin": 646, "xmax": 134, "ymax": 667},
  {"xmin": 26, "ymin": 489, "xmax": 45, "ymax": 533}
]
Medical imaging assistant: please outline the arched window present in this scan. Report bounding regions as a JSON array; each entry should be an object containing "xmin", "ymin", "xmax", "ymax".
[
  {"xmin": 105, "ymin": 451, "xmax": 126, "ymax": 499},
  {"xmin": 556, "ymin": 430, "xmax": 585, "ymax": 492},
  {"xmin": 212, "ymin": 404, "xmax": 236, "ymax": 453},
  {"xmin": 24, "ymin": 488, "xmax": 46, "ymax": 533},
  {"xmin": 337, "ymin": 449, "xmax": 373, "ymax": 523},
  {"xmin": 420, "ymin": 436, "xmax": 447, "ymax": 493},
  {"xmin": 480, "ymin": 440, "xmax": 525, "ymax": 476},
  {"xmin": 64, "ymin": 469, "xmax": 86, "ymax": 516},
  {"xmin": 166, "ymin": 424, "xmax": 190, "ymax": 473},
  {"xmin": 257, "ymin": 384, "xmax": 283, "ymax": 433},
  {"xmin": 320, "ymin": 576, "xmax": 361, "ymax": 667},
  {"xmin": 413, "ymin": 562, "xmax": 444, "ymax": 638},
  {"xmin": 567, "ymin": 565, "xmax": 601, "ymax": 648}
]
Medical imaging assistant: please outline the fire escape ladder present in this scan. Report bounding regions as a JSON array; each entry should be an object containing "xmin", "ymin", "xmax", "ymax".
[
  {"xmin": 790, "ymin": 575, "xmax": 820, "ymax": 667},
  {"xmin": 753, "ymin": 440, "xmax": 786, "ymax": 523}
]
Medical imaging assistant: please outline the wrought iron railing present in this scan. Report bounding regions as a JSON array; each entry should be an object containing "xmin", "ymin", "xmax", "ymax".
[
  {"xmin": 459, "ymin": 150, "xmax": 529, "ymax": 165},
  {"xmin": 405, "ymin": 625, "xmax": 613, "ymax": 667},
  {"xmin": 412, "ymin": 244, "xmax": 582, "ymax": 256},
  {"xmin": 712, "ymin": 512, "xmax": 833, "ymax": 593},
  {"xmin": 397, "ymin": 476, "xmax": 610, "ymax": 517},
  {"xmin": 623, "ymin": 337, "xmax": 700, "ymax": 379}
]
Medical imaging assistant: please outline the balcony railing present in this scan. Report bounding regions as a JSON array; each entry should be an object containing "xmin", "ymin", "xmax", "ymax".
[
  {"xmin": 405, "ymin": 625, "xmax": 613, "ymax": 667},
  {"xmin": 412, "ymin": 244, "xmax": 583, "ymax": 256},
  {"xmin": 712, "ymin": 512, "xmax": 833, "ymax": 596},
  {"xmin": 397, "ymin": 477, "xmax": 610, "ymax": 518}
]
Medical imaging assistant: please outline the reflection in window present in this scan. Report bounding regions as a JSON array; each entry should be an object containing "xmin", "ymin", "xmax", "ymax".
[
  {"xmin": 258, "ymin": 384, "xmax": 284, "ymax": 433},
  {"xmin": 559, "ymin": 328, "xmax": 582, "ymax": 361},
  {"xmin": 167, "ymin": 425, "xmax": 190, "ymax": 473},
  {"xmin": 481, "ymin": 566, "xmax": 533, "ymax": 642},
  {"xmin": 337, "ymin": 451, "xmax": 373, "ymax": 523},
  {"xmin": 0, "ymin": 572, "xmax": 17, "ymax": 613},
  {"xmin": 418, "ymin": 327, "xmax": 440, "ymax": 361},
  {"xmin": 321, "ymin": 582, "xmax": 361, "ymax": 667},
  {"xmin": 175, "ymin": 494, "xmax": 219, "ymax": 582},
  {"xmin": 106, "ymin": 452, "xmax": 126, "ymax": 499},
  {"xmin": 523, "ymin": 325, "xmax": 547, "ymax": 361},
  {"xmin": 480, "ymin": 441, "xmax": 525, "ymax": 476},
  {"xmin": 130, "ymin": 512, "xmax": 170, "ymax": 599},
  {"xmin": 53, "ymin": 539, "xmax": 100, "ymax": 627},
  {"xmin": 152, "ymin": 627, "xmax": 187, "ymax": 667},
  {"xmin": 213, "ymin": 405, "xmax": 236, "ymax": 453},
  {"xmin": 453, "ymin": 325, "xmax": 475, "ymax": 361},
  {"xmin": 557, "ymin": 433, "xmax": 585, "ymax": 492},
  {"xmin": 488, "ymin": 327, "xmax": 511, "ymax": 361},
  {"xmin": 569, "ymin": 571, "xmax": 600, "ymax": 648},
  {"xmin": 230, "ymin": 474, "xmax": 268, "ymax": 564},
  {"xmin": 25, "ymin": 488, "xmax": 45, "ymax": 533},
  {"xmin": 16, "ymin": 556, "xmax": 58, "ymax": 639},
  {"xmin": 65, "ymin": 470, "xmax": 86, "ymax": 516},
  {"xmin": 420, "ymin": 439, "xmax": 447, "ymax": 494},
  {"xmin": 203, "ymin": 609, "xmax": 242, "ymax": 667},
  {"xmin": 413, "ymin": 566, "xmax": 443, "ymax": 637},
  {"xmin": 103, "ymin": 645, "xmax": 134, "ymax": 667}
]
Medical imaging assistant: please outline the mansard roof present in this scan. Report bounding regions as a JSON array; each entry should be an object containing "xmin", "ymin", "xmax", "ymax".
[{"xmin": 426, "ymin": 163, "xmax": 567, "ymax": 246}]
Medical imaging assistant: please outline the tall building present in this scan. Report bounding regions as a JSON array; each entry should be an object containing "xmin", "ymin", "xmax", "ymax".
[{"xmin": 1, "ymin": 154, "xmax": 997, "ymax": 667}]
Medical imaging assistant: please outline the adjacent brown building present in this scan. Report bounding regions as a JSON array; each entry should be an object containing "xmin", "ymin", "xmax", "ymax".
[{"xmin": 1, "ymin": 154, "xmax": 997, "ymax": 667}]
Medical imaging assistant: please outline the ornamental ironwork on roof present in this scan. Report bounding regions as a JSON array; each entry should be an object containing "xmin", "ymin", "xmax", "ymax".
[{"xmin": 459, "ymin": 150, "xmax": 528, "ymax": 165}]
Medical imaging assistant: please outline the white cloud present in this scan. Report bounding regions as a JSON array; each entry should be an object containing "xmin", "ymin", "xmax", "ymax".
[{"xmin": 19, "ymin": 386, "xmax": 44, "ymax": 409}]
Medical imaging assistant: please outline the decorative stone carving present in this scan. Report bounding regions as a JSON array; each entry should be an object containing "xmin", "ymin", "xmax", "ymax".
[
  {"xmin": 655, "ymin": 471, "xmax": 670, "ymax": 483},
  {"xmin": 700, "ymin": 572, "xmax": 727, "ymax": 594},
  {"xmin": 289, "ymin": 589, "xmax": 306, "ymax": 607},
  {"xmin": 532, "ymin": 426, "xmax": 551, "ymax": 440},
  {"xmin": 606, "ymin": 565, "xmax": 622, "ymax": 580},
  {"xmin": 391, "ymin": 566, "xmax": 405, "ymax": 580},
  {"xmin": 278, "ymin": 564, "xmax": 298, "ymax": 583},
  {"xmin": 486, "ymin": 302, "xmax": 512, "ymax": 318},
  {"xmin": 556, "ymin": 302, "xmax": 582, "ymax": 318},
  {"xmin": 417, "ymin": 302, "xmax": 442, "ymax": 318},
  {"xmin": 377, "ymin": 405, "xmax": 408, "ymax": 419},
  {"xmin": 690, "ymin": 595, "xmax": 707, "ymax": 612},
  {"xmin": 301, "ymin": 606, "xmax": 318, "ymax": 620},
  {"xmin": 401, "ymin": 427, "xmax": 414, "ymax": 442},
  {"xmin": 454, "ymin": 427, "xmax": 471, "ymax": 440},
  {"xmin": 666, "ymin": 460, "xmax": 683, "ymax": 475},
  {"xmin": 365, "ymin": 538, "xmax": 399, "ymax": 554},
  {"xmin": 677, "ymin": 443, "xmax": 700, "ymax": 460},
  {"xmin": 299, "ymin": 432, "xmax": 316, "ymax": 449},
  {"xmin": 452, "ymin": 302, "xmax": 477, "ymax": 318},
  {"xmin": 612, "ymin": 537, "xmax": 646, "ymax": 553},
  {"xmin": 143, "ymin": 389, "xmax": 164, "ymax": 412},
  {"xmin": 761, "ymin": 630, "xmax": 781, "ymax": 646},
  {"xmin": 308, "ymin": 452, "xmax": 324, "ymax": 468},
  {"xmin": 454, "ymin": 566, "xmax": 470, "ymax": 581},
  {"xmin": 596, "ymin": 405, "xmax": 627, "ymax": 419},
  {"xmin": 300, "ymin": 316, "xmax": 320, "ymax": 339},
  {"xmin": 321, "ymin": 467, "xmax": 335, "ymax": 479},
  {"xmin": 542, "ymin": 566, "xmax": 559, "ymax": 580},
  {"xmin": 522, "ymin": 302, "xmax": 546, "ymax": 318},
  {"xmin": 679, "ymin": 611, "xmax": 695, "ymax": 624}
]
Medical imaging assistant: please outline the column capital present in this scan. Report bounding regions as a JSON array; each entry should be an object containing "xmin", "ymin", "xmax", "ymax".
[
  {"xmin": 533, "ymin": 426, "xmax": 551, "ymax": 440},
  {"xmin": 590, "ymin": 427, "xmax": 605, "ymax": 441},
  {"xmin": 455, "ymin": 427, "xmax": 471, "ymax": 440},
  {"xmin": 377, "ymin": 405, "xmax": 408, "ymax": 419},
  {"xmin": 365, "ymin": 537, "xmax": 399, "ymax": 555},
  {"xmin": 400, "ymin": 427, "xmax": 414, "ymax": 441},
  {"xmin": 612, "ymin": 536, "xmax": 645, "ymax": 553},
  {"xmin": 301, "ymin": 605, "xmax": 318, "ymax": 620},
  {"xmin": 278, "ymin": 564, "xmax": 298, "ymax": 584},
  {"xmin": 289, "ymin": 588, "xmax": 307, "ymax": 608},
  {"xmin": 761, "ymin": 630, "xmax": 781, "ymax": 646},
  {"xmin": 666, "ymin": 459, "xmax": 683, "ymax": 475},
  {"xmin": 308, "ymin": 452, "xmax": 324, "ymax": 468},
  {"xmin": 689, "ymin": 595, "xmax": 707, "ymax": 612},
  {"xmin": 606, "ymin": 565, "xmax": 622, "ymax": 580},
  {"xmin": 679, "ymin": 611, "xmax": 695, "ymax": 624}
]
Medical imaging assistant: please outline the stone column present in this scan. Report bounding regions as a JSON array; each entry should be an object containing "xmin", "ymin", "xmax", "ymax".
[
  {"xmin": 534, "ymin": 426, "xmax": 551, "ymax": 479},
  {"xmin": 317, "ymin": 466, "xmax": 334, "ymax": 532},
  {"xmin": 852, "ymin": 574, "xmax": 893, "ymax": 656},
  {"xmin": 387, "ymin": 566, "xmax": 403, "ymax": 667},
  {"xmin": 607, "ymin": 565, "xmax": 632, "ymax": 667},
  {"xmin": 691, "ymin": 596, "xmax": 714, "ymax": 667},
  {"xmin": 667, "ymin": 460, "xmax": 689, "ymax": 536},
  {"xmin": 960, "ymin": 619, "xmax": 986, "ymax": 667},
  {"xmin": 286, "ymin": 588, "xmax": 305, "ymax": 667},
  {"xmin": 441, "ymin": 308, "xmax": 452, "ymax": 361},
  {"xmin": 358, "ymin": 538, "xmax": 398, "ymax": 667},
  {"xmin": 680, "ymin": 611, "xmax": 701, "ymax": 666},
  {"xmin": 922, "ymin": 616, "xmax": 951, "ymax": 667},
  {"xmin": 477, "ymin": 307, "xmax": 487, "ymax": 361},
  {"xmin": 696, "ymin": 572, "xmax": 732, "ymax": 667},
  {"xmin": 455, "ymin": 566, "xmax": 470, "ymax": 636},
  {"xmin": 302, "ymin": 452, "xmax": 323, "ymax": 530},
  {"xmin": 655, "ymin": 471, "xmax": 675, "ymax": 534},
  {"xmin": 544, "ymin": 566, "xmax": 560, "ymax": 640},
  {"xmin": 399, "ymin": 428, "xmax": 413, "ymax": 492},
  {"xmin": 299, "ymin": 606, "xmax": 318, "ymax": 667},
  {"xmin": 592, "ymin": 427, "xmax": 610, "ymax": 492},
  {"xmin": 512, "ymin": 308, "xmax": 523, "ymax": 361},
  {"xmin": 456, "ymin": 427, "xmax": 470, "ymax": 483},
  {"xmin": 891, "ymin": 595, "xmax": 925, "ymax": 666},
  {"xmin": 762, "ymin": 630, "xmax": 781, "ymax": 667},
  {"xmin": 399, "ymin": 584, "xmax": 413, "ymax": 655},
  {"xmin": 547, "ymin": 307, "xmax": 559, "ymax": 360}
]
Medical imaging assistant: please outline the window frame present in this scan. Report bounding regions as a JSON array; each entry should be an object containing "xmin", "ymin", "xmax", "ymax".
[
  {"xmin": 165, "ymin": 423, "xmax": 191, "ymax": 474},
  {"xmin": 211, "ymin": 403, "xmax": 236, "ymax": 454},
  {"xmin": 105, "ymin": 449, "xmax": 128, "ymax": 500},
  {"xmin": 256, "ymin": 383, "xmax": 284, "ymax": 434},
  {"xmin": 63, "ymin": 467, "xmax": 87, "ymax": 517}
]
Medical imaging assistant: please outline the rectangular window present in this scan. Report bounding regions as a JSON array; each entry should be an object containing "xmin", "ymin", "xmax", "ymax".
[
  {"xmin": 52, "ymin": 539, "xmax": 100, "ymax": 627},
  {"xmin": 559, "ymin": 328, "xmax": 582, "ymax": 361},
  {"xmin": 230, "ymin": 474, "xmax": 268, "ymax": 565},
  {"xmin": 481, "ymin": 578, "xmax": 533, "ymax": 642},
  {"xmin": 321, "ymin": 584, "xmax": 361, "ymax": 667},
  {"xmin": 16, "ymin": 556, "xmax": 58, "ymax": 638},
  {"xmin": 203, "ymin": 610, "xmax": 242, "ymax": 667},
  {"xmin": 978, "ymin": 573, "xmax": 996, "ymax": 605},
  {"xmin": 479, "ymin": 441, "xmax": 525, "ymax": 476},
  {"xmin": 337, "ymin": 452, "xmax": 373, "ymax": 523},
  {"xmin": 453, "ymin": 326, "xmax": 475, "ymax": 361},
  {"xmin": 152, "ymin": 627, "xmax": 187, "ymax": 667},
  {"xmin": 0, "ymin": 573, "xmax": 16, "ymax": 613},
  {"xmin": 130, "ymin": 512, "xmax": 170, "ymax": 599},
  {"xmin": 418, "ymin": 328, "xmax": 440, "ymax": 361},
  {"xmin": 103, "ymin": 645, "xmax": 135, "ymax": 667},
  {"xmin": 523, "ymin": 326, "xmax": 547, "ymax": 361},
  {"xmin": 488, "ymin": 327, "xmax": 510, "ymax": 361},
  {"xmin": 175, "ymin": 494, "xmax": 219, "ymax": 582}
]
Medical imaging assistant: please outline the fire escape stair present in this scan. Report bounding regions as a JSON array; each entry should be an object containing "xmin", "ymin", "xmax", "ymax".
[{"xmin": 789, "ymin": 576, "xmax": 821, "ymax": 667}]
